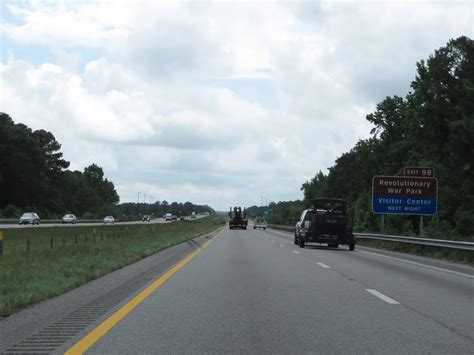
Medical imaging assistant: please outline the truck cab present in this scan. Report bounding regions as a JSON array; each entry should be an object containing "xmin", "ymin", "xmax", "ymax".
[{"xmin": 295, "ymin": 198, "xmax": 355, "ymax": 250}]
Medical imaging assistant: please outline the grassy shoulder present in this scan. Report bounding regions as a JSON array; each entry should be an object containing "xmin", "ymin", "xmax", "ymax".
[
  {"xmin": 0, "ymin": 217, "xmax": 225, "ymax": 318},
  {"xmin": 356, "ymin": 239, "xmax": 474, "ymax": 265}
]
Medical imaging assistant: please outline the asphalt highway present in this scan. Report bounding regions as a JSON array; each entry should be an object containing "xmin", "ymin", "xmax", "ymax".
[
  {"xmin": 2, "ymin": 226, "xmax": 472, "ymax": 354},
  {"xmin": 74, "ymin": 227, "xmax": 473, "ymax": 353}
]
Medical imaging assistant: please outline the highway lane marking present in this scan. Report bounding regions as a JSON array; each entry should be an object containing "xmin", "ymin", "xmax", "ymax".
[
  {"xmin": 64, "ymin": 227, "xmax": 225, "ymax": 355},
  {"xmin": 358, "ymin": 250, "xmax": 474, "ymax": 279},
  {"xmin": 272, "ymin": 240, "xmax": 276, "ymax": 243},
  {"xmin": 316, "ymin": 262, "xmax": 331, "ymax": 269},
  {"xmin": 280, "ymin": 244, "xmax": 285, "ymax": 247},
  {"xmin": 268, "ymin": 228, "xmax": 294, "ymax": 237},
  {"xmin": 366, "ymin": 289, "xmax": 400, "ymax": 304},
  {"xmin": 293, "ymin": 251, "xmax": 300, "ymax": 254}
]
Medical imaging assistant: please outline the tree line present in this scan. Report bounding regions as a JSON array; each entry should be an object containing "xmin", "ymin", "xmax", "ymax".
[
  {"xmin": 0, "ymin": 113, "xmax": 121, "ymax": 219},
  {"xmin": 298, "ymin": 36, "xmax": 473, "ymax": 239},
  {"xmin": 0, "ymin": 113, "xmax": 215, "ymax": 220}
]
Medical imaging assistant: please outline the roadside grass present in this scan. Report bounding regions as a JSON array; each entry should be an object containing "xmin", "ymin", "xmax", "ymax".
[
  {"xmin": 356, "ymin": 239, "xmax": 474, "ymax": 265},
  {"xmin": 0, "ymin": 217, "xmax": 225, "ymax": 317}
]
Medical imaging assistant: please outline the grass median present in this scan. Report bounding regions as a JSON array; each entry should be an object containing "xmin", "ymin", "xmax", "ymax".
[{"xmin": 0, "ymin": 217, "xmax": 225, "ymax": 318}]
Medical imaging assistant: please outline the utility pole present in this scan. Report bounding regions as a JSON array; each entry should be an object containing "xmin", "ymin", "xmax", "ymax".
[
  {"xmin": 265, "ymin": 197, "xmax": 268, "ymax": 206},
  {"xmin": 138, "ymin": 192, "xmax": 141, "ymax": 215},
  {"xmin": 261, "ymin": 196, "xmax": 263, "ymax": 207},
  {"xmin": 144, "ymin": 194, "xmax": 147, "ymax": 205}
]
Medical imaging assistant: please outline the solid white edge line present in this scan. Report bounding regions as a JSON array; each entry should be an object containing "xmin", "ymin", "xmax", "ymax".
[
  {"xmin": 358, "ymin": 250, "xmax": 474, "ymax": 279},
  {"xmin": 293, "ymin": 251, "xmax": 300, "ymax": 254},
  {"xmin": 366, "ymin": 289, "xmax": 400, "ymax": 304},
  {"xmin": 316, "ymin": 262, "xmax": 331, "ymax": 269}
]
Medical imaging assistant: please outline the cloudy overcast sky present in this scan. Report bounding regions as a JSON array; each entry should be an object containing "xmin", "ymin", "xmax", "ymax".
[{"xmin": 1, "ymin": 0, "xmax": 472, "ymax": 210}]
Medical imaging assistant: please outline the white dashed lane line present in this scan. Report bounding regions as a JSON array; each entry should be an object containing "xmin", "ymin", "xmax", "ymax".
[
  {"xmin": 316, "ymin": 262, "xmax": 331, "ymax": 269},
  {"xmin": 293, "ymin": 251, "xmax": 300, "ymax": 254},
  {"xmin": 280, "ymin": 244, "xmax": 285, "ymax": 247},
  {"xmin": 366, "ymin": 289, "xmax": 400, "ymax": 304}
]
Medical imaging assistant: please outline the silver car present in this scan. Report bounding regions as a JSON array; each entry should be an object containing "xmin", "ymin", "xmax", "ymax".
[
  {"xmin": 19, "ymin": 212, "xmax": 40, "ymax": 225},
  {"xmin": 62, "ymin": 214, "xmax": 77, "ymax": 224},
  {"xmin": 103, "ymin": 216, "xmax": 115, "ymax": 224}
]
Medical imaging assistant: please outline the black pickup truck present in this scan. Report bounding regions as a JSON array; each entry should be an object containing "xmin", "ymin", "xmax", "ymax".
[{"xmin": 294, "ymin": 198, "xmax": 355, "ymax": 250}]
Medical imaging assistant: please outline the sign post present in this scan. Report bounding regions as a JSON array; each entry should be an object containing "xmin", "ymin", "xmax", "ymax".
[{"xmin": 420, "ymin": 216, "xmax": 424, "ymax": 236}]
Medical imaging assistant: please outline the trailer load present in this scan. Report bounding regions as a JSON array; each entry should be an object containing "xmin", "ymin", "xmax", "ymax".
[{"xmin": 229, "ymin": 207, "xmax": 248, "ymax": 230}]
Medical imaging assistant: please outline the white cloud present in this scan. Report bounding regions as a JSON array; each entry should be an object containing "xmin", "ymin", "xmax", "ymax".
[{"xmin": 1, "ymin": 0, "xmax": 472, "ymax": 209}]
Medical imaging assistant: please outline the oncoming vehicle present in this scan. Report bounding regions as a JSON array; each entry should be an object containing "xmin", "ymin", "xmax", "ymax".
[
  {"xmin": 142, "ymin": 215, "xmax": 151, "ymax": 222},
  {"xmin": 62, "ymin": 214, "xmax": 77, "ymax": 224},
  {"xmin": 165, "ymin": 213, "xmax": 172, "ymax": 221},
  {"xmin": 253, "ymin": 217, "xmax": 267, "ymax": 229},
  {"xmin": 295, "ymin": 198, "xmax": 355, "ymax": 250},
  {"xmin": 171, "ymin": 215, "xmax": 177, "ymax": 221},
  {"xmin": 103, "ymin": 216, "xmax": 115, "ymax": 224},
  {"xmin": 191, "ymin": 212, "xmax": 196, "ymax": 219},
  {"xmin": 19, "ymin": 212, "xmax": 40, "ymax": 225}
]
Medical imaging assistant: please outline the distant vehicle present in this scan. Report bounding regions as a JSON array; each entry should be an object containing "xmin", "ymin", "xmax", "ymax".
[
  {"xmin": 165, "ymin": 213, "xmax": 172, "ymax": 221},
  {"xmin": 179, "ymin": 216, "xmax": 185, "ymax": 221},
  {"xmin": 103, "ymin": 216, "xmax": 115, "ymax": 224},
  {"xmin": 229, "ymin": 207, "xmax": 248, "ymax": 229},
  {"xmin": 171, "ymin": 215, "xmax": 177, "ymax": 221},
  {"xmin": 62, "ymin": 214, "xmax": 77, "ymax": 224},
  {"xmin": 142, "ymin": 215, "xmax": 151, "ymax": 222},
  {"xmin": 191, "ymin": 212, "xmax": 196, "ymax": 219},
  {"xmin": 19, "ymin": 212, "xmax": 40, "ymax": 225},
  {"xmin": 295, "ymin": 198, "xmax": 355, "ymax": 250},
  {"xmin": 253, "ymin": 217, "xmax": 267, "ymax": 230}
]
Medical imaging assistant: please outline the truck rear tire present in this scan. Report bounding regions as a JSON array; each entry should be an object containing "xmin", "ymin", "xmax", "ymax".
[
  {"xmin": 299, "ymin": 239, "xmax": 305, "ymax": 248},
  {"xmin": 349, "ymin": 242, "xmax": 355, "ymax": 251}
]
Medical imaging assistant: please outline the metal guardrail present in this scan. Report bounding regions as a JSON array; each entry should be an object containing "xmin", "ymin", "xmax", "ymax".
[
  {"xmin": 354, "ymin": 233, "xmax": 474, "ymax": 251},
  {"xmin": 268, "ymin": 224, "xmax": 474, "ymax": 251}
]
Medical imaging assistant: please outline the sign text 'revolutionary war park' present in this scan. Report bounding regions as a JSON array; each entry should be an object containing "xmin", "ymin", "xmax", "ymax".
[{"xmin": 372, "ymin": 176, "xmax": 438, "ymax": 215}]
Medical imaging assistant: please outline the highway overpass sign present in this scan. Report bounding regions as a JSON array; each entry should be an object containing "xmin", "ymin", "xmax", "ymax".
[{"xmin": 372, "ymin": 176, "xmax": 438, "ymax": 215}]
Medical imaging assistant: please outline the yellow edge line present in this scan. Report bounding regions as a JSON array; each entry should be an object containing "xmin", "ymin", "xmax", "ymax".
[{"xmin": 65, "ymin": 228, "xmax": 225, "ymax": 355}]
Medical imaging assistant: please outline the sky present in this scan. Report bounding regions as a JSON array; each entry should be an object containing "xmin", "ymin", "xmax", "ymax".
[{"xmin": 1, "ymin": 0, "xmax": 473, "ymax": 211}]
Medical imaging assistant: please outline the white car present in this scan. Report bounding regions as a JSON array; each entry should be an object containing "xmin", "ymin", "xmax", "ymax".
[
  {"xmin": 62, "ymin": 214, "xmax": 77, "ymax": 224},
  {"xmin": 254, "ymin": 217, "xmax": 267, "ymax": 229},
  {"xmin": 103, "ymin": 216, "xmax": 115, "ymax": 224},
  {"xmin": 19, "ymin": 212, "xmax": 40, "ymax": 225},
  {"xmin": 165, "ymin": 213, "xmax": 172, "ymax": 221}
]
